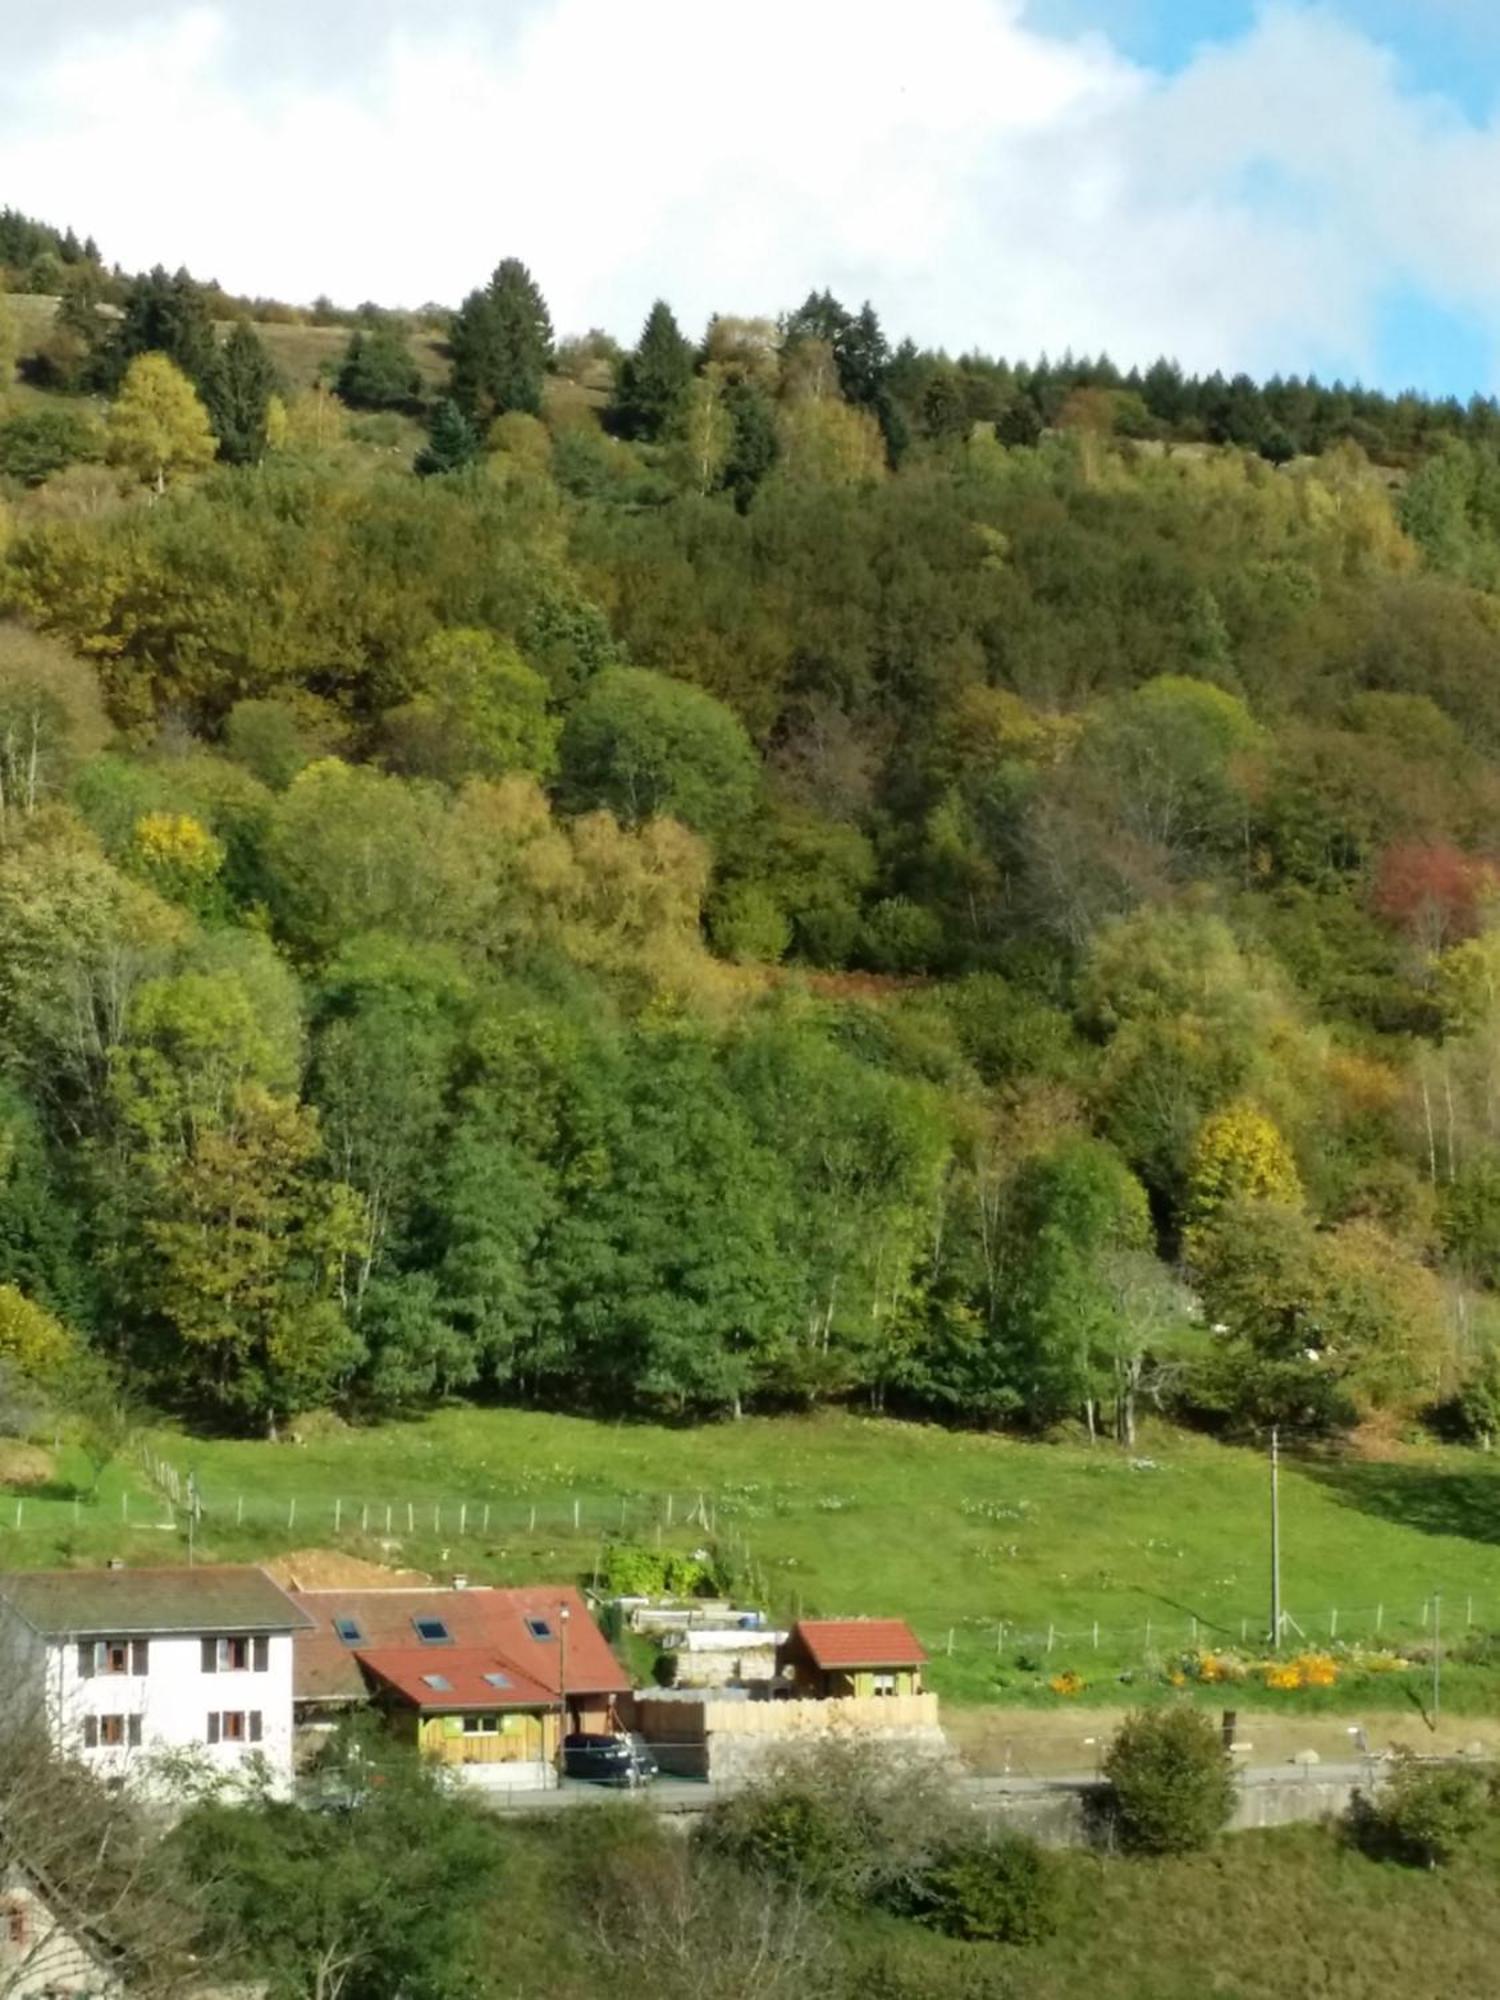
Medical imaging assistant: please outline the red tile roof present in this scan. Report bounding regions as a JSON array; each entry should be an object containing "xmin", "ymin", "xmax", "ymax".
[
  {"xmin": 356, "ymin": 1646, "xmax": 556, "ymax": 1712},
  {"xmin": 290, "ymin": 1584, "xmax": 629, "ymax": 1704},
  {"xmin": 790, "ymin": 1618, "xmax": 927, "ymax": 1670}
]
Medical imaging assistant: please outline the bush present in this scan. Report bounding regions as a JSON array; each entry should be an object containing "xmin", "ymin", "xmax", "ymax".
[
  {"xmin": 699, "ymin": 1739, "xmax": 963, "ymax": 1910},
  {"xmin": 0, "ymin": 405, "xmax": 100, "ymax": 486},
  {"xmin": 1104, "ymin": 1703, "xmax": 1235, "ymax": 1854},
  {"xmin": 909, "ymin": 1834, "xmax": 1057, "ymax": 1943},
  {"xmin": 596, "ymin": 1541, "xmax": 716, "ymax": 1598},
  {"xmin": 1350, "ymin": 1756, "xmax": 1490, "ymax": 1867}
]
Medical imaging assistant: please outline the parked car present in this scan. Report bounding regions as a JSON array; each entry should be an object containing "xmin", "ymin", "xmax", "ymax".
[{"xmin": 562, "ymin": 1731, "xmax": 658, "ymax": 1787}]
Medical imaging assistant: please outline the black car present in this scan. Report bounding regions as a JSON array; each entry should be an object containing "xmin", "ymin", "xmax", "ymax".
[{"xmin": 562, "ymin": 1731, "xmax": 658, "ymax": 1787}]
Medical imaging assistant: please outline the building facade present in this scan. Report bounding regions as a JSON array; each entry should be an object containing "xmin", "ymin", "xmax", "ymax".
[{"xmin": 0, "ymin": 1566, "xmax": 308, "ymax": 1797}]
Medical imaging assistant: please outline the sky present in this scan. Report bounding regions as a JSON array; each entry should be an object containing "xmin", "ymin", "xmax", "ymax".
[{"xmin": 3, "ymin": 1, "xmax": 1500, "ymax": 397}]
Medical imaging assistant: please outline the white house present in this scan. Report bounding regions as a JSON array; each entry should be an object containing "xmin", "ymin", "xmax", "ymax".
[
  {"xmin": 0, "ymin": 1565, "xmax": 308, "ymax": 1798},
  {"xmin": 0, "ymin": 1862, "xmax": 120, "ymax": 2000}
]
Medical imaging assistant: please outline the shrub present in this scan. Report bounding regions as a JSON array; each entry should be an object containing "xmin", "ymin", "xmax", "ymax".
[
  {"xmin": 700, "ymin": 1739, "xmax": 963, "ymax": 1909},
  {"xmin": 1350, "ymin": 1756, "xmax": 1489, "ymax": 1867},
  {"xmin": 1104, "ymin": 1703, "xmax": 1235, "ymax": 1854},
  {"xmin": 909, "ymin": 1834, "xmax": 1057, "ymax": 1943}
]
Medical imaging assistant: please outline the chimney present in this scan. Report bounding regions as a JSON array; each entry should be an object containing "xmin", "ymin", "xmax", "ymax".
[{"xmin": 451, "ymin": 1574, "xmax": 469, "ymax": 1592}]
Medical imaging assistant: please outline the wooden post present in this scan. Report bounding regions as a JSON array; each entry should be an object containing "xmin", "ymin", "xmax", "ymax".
[
  {"xmin": 287, "ymin": 1497, "xmax": 296, "ymax": 1531},
  {"xmin": 1190, "ymin": 1616, "xmax": 1198, "ymax": 1646},
  {"xmin": 573, "ymin": 1498, "xmax": 581, "ymax": 1532},
  {"xmin": 529, "ymin": 1505, "xmax": 536, "ymax": 1533},
  {"xmin": 122, "ymin": 1491, "xmax": 129, "ymax": 1524},
  {"xmin": 407, "ymin": 1502, "xmax": 414, "ymax": 1533},
  {"xmin": 483, "ymin": 1503, "xmax": 490, "ymax": 1533},
  {"xmin": 1376, "ymin": 1602, "xmax": 1383, "ymax": 1635},
  {"xmin": 1092, "ymin": 1621, "xmax": 1099, "ymax": 1650},
  {"xmin": 236, "ymin": 1495, "xmax": 243, "ymax": 1527},
  {"xmin": 385, "ymin": 1503, "xmax": 392, "ymax": 1533},
  {"xmin": 334, "ymin": 1498, "xmax": 342, "ymax": 1534},
  {"xmin": 996, "ymin": 1622, "xmax": 1005, "ymax": 1654},
  {"xmin": 1047, "ymin": 1623, "xmax": 1055, "ymax": 1654},
  {"xmin": 946, "ymin": 1627, "xmax": 955, "ymax": 1656},
  {"xmin": 361, "ymin": 1503, "xmax": 369, "ymax": 1533},
  {"xmin": 666, "ymin": 1493, "xmax": 674, "ymax": 1527},
  {"xmin": 459, "ymin": 1502, "xmax": 467, "ymax": 1536},
  {"xmin": 1145, "ymin": 1617, "xmax": 1152, "ymax": 1652},
  {"xmin": 1330, "ymin": 1607, "xmax": 1337, "ymax": 1641}
]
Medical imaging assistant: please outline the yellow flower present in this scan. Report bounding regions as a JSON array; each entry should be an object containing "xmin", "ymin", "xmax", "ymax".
[{"xmin": 1050, "ymin": 1670, "xmax": 1086, "ymax": 1697}]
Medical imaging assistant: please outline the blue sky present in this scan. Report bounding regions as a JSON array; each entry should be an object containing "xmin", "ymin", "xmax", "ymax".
[{"xmin": 3, "ymin": 1, "xmax": 1500, "ymax": 399}]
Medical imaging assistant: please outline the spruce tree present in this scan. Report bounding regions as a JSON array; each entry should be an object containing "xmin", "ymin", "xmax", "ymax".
[
  {"xmin": 414, "ymin": 399, "xmax": 480, "ymax": 476},
  {"xmin": 448, "ymin": 258, "xmax": 552, "ymax": 423},
  {"xmin": 203, "ymin": 321, "xmax": 281, "ymax": 464},
  {"xmin": 101, "ymin": 265, "xmax": 218, "ymax": 393},
  {"xmin": 613, "ymin": 300, "xmax": 694, "ymax": 441}
]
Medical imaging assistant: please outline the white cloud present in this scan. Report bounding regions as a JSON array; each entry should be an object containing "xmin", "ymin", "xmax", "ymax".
[{"xmin": 3, "ymin": 1, "xmax": 1500, "ymax": 384}]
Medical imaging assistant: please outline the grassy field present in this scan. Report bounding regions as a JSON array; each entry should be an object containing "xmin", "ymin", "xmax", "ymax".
[{"xmin": 4, "ymin": 1407, "xmax": 1500, "ymax": 1717}]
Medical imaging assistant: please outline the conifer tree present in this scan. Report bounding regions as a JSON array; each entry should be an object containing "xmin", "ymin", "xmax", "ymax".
[
  {"xmin": 337, "ymin": 324, "xmax": 422, "ymax": 410},
  {"xmin": 448, "ymin": 259, "xmax": 552, "ymax": 423},
  {"xmin": 613, "ymin": 300, "xmax": 694, "ymax": 441},
  {"xmin": 414, "ymin": 398, "xmax": 480, "ymax": 477},
  {"xmin": 203, "ymin": 321, "xmax": 280, "ymax": 465},
  {"xmin": 101, "ymin": 265, "xmax": 217, "ymax": 393}
]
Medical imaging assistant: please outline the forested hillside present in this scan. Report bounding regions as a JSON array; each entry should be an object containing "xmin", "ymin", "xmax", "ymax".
[{"xmin": 5, "ymin": 223, "xmax": 1500, "ymax": 1444}]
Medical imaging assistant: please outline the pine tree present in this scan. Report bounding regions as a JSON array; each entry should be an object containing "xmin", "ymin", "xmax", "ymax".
[
  {"xmin": 613, "ymin": 300, "xmax": 694, "ymax": 441},
  {"xmin": 414, "ymin": 399, "xmax": 481, "ymax": 477},
  {"xmin": 203, "ymin": 321, "xmax": 281, "ymax": 465},
  {"xmin": 101, "ymin": 265, "xmax": 218, "ymax": 393},
  {"xmin": 448, "ymin": 259, "xmax": 552, "ymax": 423}
]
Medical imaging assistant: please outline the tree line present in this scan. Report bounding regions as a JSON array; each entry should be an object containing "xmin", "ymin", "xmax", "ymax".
[{"xmin": 3, "ymin": 239, "xmax": 1500, "ymax": 1441}]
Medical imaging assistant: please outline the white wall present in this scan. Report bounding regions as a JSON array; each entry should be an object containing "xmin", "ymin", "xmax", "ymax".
[
  {"xmin": 0, "ymin": 1874, "xmax": 120, "ymax": 2000},
  {"xmin": 0, "ymin": 1610, "xmax": 296, "ymax": 1799}
]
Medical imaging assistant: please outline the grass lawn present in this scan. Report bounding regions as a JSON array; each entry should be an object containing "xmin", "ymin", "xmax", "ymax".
[{"xmin": 4, "ymin": 1407, "xmax": 1500, "ymax": 1717}]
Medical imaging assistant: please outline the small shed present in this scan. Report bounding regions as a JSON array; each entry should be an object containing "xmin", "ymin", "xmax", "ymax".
[{"xmin": 776, "ymin": 1618, "xmax": 927, "ymax": 1700}]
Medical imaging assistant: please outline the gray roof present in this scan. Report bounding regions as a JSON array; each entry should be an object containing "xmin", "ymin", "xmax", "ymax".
[{"xmin": 0, "ymin": 1565, "xmax": 311, "ymax": 1638}]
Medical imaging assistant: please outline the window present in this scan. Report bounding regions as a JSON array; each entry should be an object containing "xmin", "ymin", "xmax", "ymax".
[
  {"xmin": 4, "ymin": 1902, "xmax": 26, "ymax": 1947},
  {"xmin": 218, "ymin": 1636, "xmax": 249, "ymax": 1672},
  {"xmin": 334, "ymin": 1617, "xmax": 363, "ymax": 1644},
  {"xmin": 420, "ymin": 1673, "xmax": 452, "ymax": 1692},
  {"xmin": 99, "ymin": 1640, "xmax": 129, "ymax": 1675},
  {"xmin": 412, "ymin": 1617, "xmax": 452, "ymax": 1645},
  {"xmin": 524, "ymin": 1617, "xmax": 554, "ymax": 1641},
  {"xmin": 99, "ymin": 1714, "xmax": 126, "ymax": 1747},
  {"xmin": 83, "ymin": 1715, "xmax": 140, "ymax": 1750},
  {"xmin": 482, "ymin": 1671, "xmax": 512, "ymax": 1689},
  {"xmin": 207, "ymin": 1710, "xmax": 261, "ymax": 1744},
  {"xmin": 79, "ymin": 1637, "xmax": 145, "ymax": 1677},
  {"xmin": 462, "ymin": 1714, "xmax": 498, "ymax": 1735},
  {"xmin": 871, "ymin": 1672, "xmax": 897, "ymax": 1697}
]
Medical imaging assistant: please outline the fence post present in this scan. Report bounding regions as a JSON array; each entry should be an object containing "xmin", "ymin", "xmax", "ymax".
[
  {"xmin": 433, "ymin": 1504, "xmax": 440, "ymax": 1534},
  {"xmin": 529, "ymin": 1505, "xmax": 536, "ymax": 1534},
  {"xmin": 361, "ymin": 1503, "xmax": 369, "ymax": 1534},
  {"xmin": 1329, "ymin": 1608, "xmax": 1337, "ymax": 1641},
  {"xmin": 946, "ymin": 1628, "xmax": 954, "ymax": 1656},
  {"xmin": 385, "ymin": 1504, "xmax": 392, "ymax": 1534},
  {"xmin": 236, "ymin": 1495, "xmax": 243, "ymax": 1527},
  {"xmin": 287, "ymin": 1497, "xmax": 296, "ymax": 1531},
  {"xmin": 1047, "ymin": 1623, "xmax": 1055, "ymax": 1654},
  {"xmin": 666, "ymin": 1493, "xmax": 674, "ymax": 1527},
  {"xmin": 1092, "ymin": 1621, "xmax": 1099, "ymax": 1650},
  {"xmin": 1466, "ymin": 1595, "xmax": 1474, "ymax": 1629},
  {"xmin": 1190, "ymin": 1616, "xmax": 1198, "ymax": 1647},
  {"xmin": 14, "ymin": 1500, "xmax": 21, "ymax": 1529},
  {"xmin": 1145, "ymin": 1618, "xmax": 1152, "ymax": 1653},
  {"xmin": 459, "ymin": 1503, "xmax": 467, "ymax": 1537},
  {"xmin": 573, "ymin": 1498, "xmax": 581, "ymax": 1532},
  {"xmin": 996, "ymin": 1621, "xmax": 1005, "ymax": 1654},
  {"xmin": 1421, "ymin": 1599, "xmax": 1429, "ymax": 1630},
  {"xmin": 1240, "ymin": 1618, "xmax": 1247, "ymax": 1642},
  {"xmin": 407, "ymin": 1503, "xmax": 414, "ymax": 1534},
  {"xmin": 334, "ymin": 1498, "xmax": 342, "ymax": 1534},
  {"xmin": 121, "ymin": 1491, "xmax": 129, "ymax": 1524},
  {"xmin": 1376, "ymin": 1602, "xmax": 1383, "ymax": 1635}
]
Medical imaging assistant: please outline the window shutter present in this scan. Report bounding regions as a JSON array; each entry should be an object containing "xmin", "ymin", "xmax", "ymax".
[
  {"xmin": 77, "ymin": 1641, "xmax": 94, "ymax": 1679},
  {"xmin": 128, "ymin": 1715, "xmax": 142, "ymax": 1748},
  {"xmin": 249, "ymin": 1710, "xmax": 263, "ymax": 1744},
  {"xmin": 206, "ymin": 1713, "xmax": 220, "ymax": 1745},
  {"xmin": 132, "ymin": 1639, "xmax": 149, "ymax": 1676},
  {"xmin": 83, "ymin": 1716, "xmax": 97, "ymax": 1749},
  {"xmin": 201, "ymin": 1637, "xmax": 217, "ymax": 1675},
  {"xmin": 253, "ymin": 1635, "xmax": 269, "ymax": 1673}
]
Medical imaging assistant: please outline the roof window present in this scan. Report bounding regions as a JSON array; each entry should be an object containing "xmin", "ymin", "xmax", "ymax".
[
  {"xmin": 482, "ymin": 1671, "xmax": 512, "ymax": 1688},
  {"xmin": 524, "ymin": 1617, "xmax": 554, "ymax": 1641},
  {"xmin": 412, "ymin": 1617, "xmax": 452, "ymax": 1644},
  {"xmin": 420, "ymin": 1673, "xmax": 452, "ymax": 1692},
  {"xmin": 333, "ymin": 1618, "xmax": 363, "ymax": 1645}
]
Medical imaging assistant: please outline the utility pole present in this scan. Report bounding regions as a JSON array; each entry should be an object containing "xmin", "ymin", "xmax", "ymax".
[
  {"xmin": 1432, "ymin": 1591, "xmax": 1442, "ymax": 1729},
  {"xmin": 1269, "ymin": 1425, "xmax": 1282, "ymax": 1649}
]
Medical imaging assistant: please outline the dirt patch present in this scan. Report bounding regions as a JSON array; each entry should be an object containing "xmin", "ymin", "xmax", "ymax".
[
  {"xmin": 0, "ymin": 1442, "xmax": 55, "ymax": 1489},
  {"xmin": 946, "ymin": 1704, "xmax": 1500, "ymax": 1776},
  {"xmin": 261, "ymin": 1547, "xmax": 431, "ymax": 1591}
]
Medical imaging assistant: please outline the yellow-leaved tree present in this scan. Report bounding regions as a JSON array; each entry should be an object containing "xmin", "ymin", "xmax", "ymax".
[
  {"xmin": 106, "ymin": 352, "xmax": 217, "ymax": 494},
  {"xmin": 1186, "ymin": 1098, "xmax": 1303, "ymax": 1254},
  {"xmin": 0, "ymin": 1283, "xmax": 75, "ymax": 1381}
]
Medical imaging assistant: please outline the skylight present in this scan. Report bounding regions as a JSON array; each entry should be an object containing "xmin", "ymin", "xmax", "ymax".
[
  {"xmin": 412, "ymin": 1617, "xmax": 452, "ymax": 1644},
  {"xmin": 420, "ymin": 1673, "xmax": 452, "ymax": 1692},
  {"xmin": 482, "ymin": 1671, "xmax": 512, "ymax": 1688},
  {"xmin": 525, "ymin": 1617, "xmax": 554, "ymax": 1641},
  {"xmin": 333, "ymin": 1617, "xmax": 363, "ymax": 1644}
]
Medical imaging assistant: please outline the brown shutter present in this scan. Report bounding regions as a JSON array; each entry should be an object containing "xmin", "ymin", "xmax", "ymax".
[
  {"xmin": 128, "ymin": 1715, "xmax": 142, "ymax": 1748},
  {"xmin": 253, "ymin": 1635, "xmax": 269, "ymax": 1673},
  {"xmin": 201, "ymin": 1637, "xmax": 217, "ymax": 1674},
  {"xmin": 249, "ymin": 1710, "xmax": 263, "ymax": 1743},
  {"xmin": 83, "ymin": 1716, "xmax": 97, "ymax": 1749},
  {"xmin": 77, "ymin": 1642, "xmax": 94, "ymax": 1679},
  {"xmin": 132, "ymin": 1639, "xmax": 149, "ymax": 1676},
  {"xmin": 206, "ymin": 1712, "xmax": 220, "ymax": 1745}
]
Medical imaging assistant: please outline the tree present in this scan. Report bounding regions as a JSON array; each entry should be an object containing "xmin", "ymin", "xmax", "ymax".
[
  {"xmin": 413, "ymin": 398, "xmax": 480, "ymax": 477},
  {"xmin": 203, "ymin": 321, "xmax": 280, "ymax": 465},
  {"xmin": 380, "ymin": 628, "xmax": 558, "ymax": 783},
  {"xmin": 0, "ymin": 406, "xmax": 100, "ymax": 487},
  {"xmin": 448, "ymin": 257, "xmax": 552, "ymax": 422},
  {"xmin": 105, "ymin": 353, "xmax": 217, "ymax": 494},
  {"xmin": 0, "ymin": 294, "xmax": 18, "ymax": 394},
  {"xmin": 558, "ymin": 666, "xmax": 758, "ymax": 839},
  {"xmin": 614, "ymin": 299, "xmax": 694, "ymax": 441},
  {"xmin": 179, "ymin": 1730, "xmax": 505, "ymax": 2000},
  {"xmin": 1104, "ymin": 1705, "xmax": 1235, "ymax": 1854},
  {"xmin": 1186, "ymin": 1099, "xmax": 1303, "ymax": 1245},
  {"xmin": 336, "ymin": 323, "xmax": 421, "ymax": 409},
  {"xmin": 100, "ymin": 264, "xmax": 217, "ymax": 393}
]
